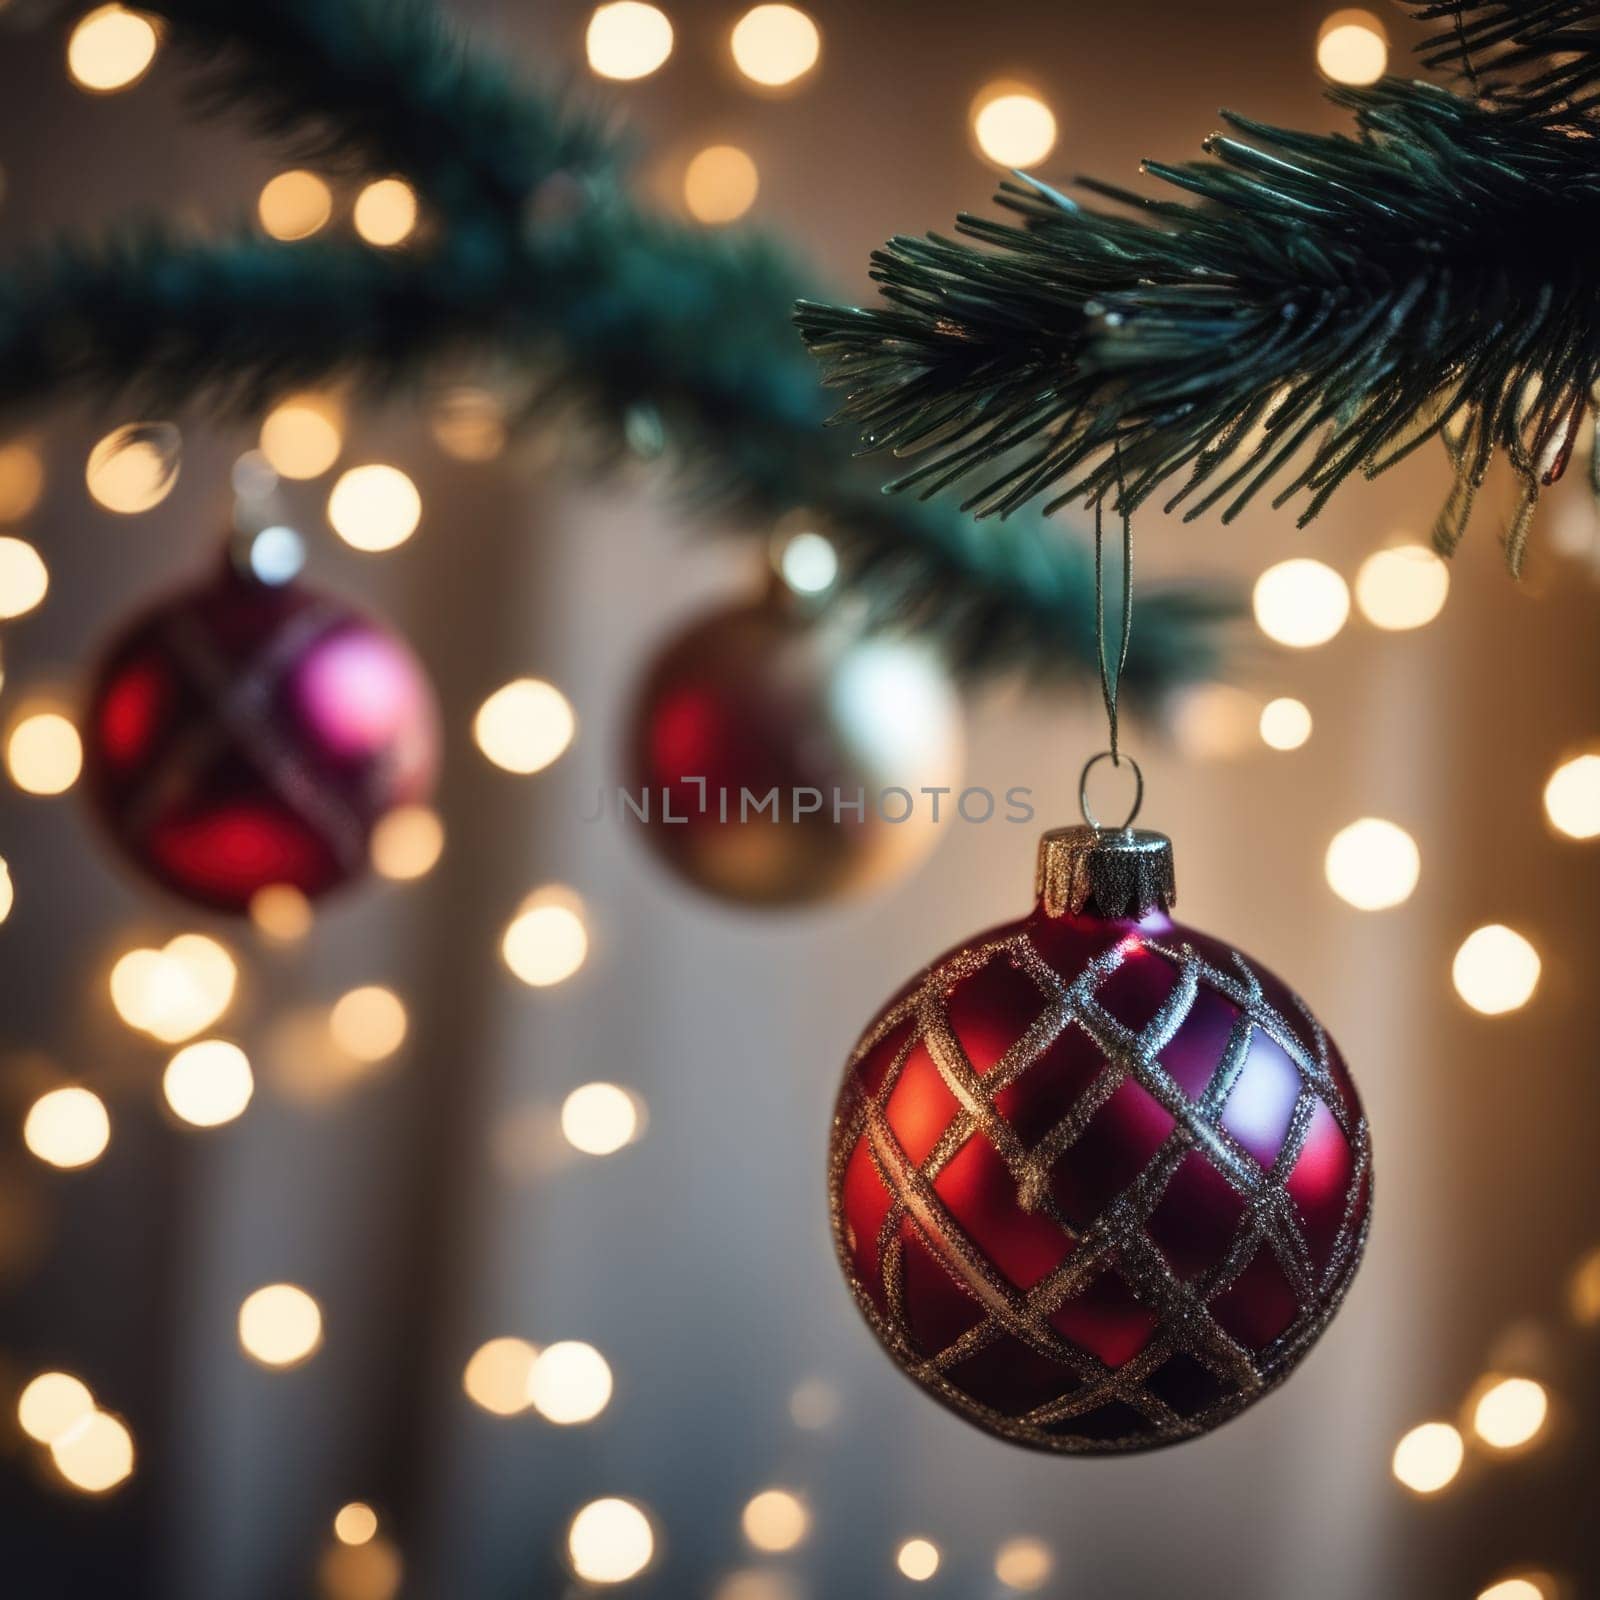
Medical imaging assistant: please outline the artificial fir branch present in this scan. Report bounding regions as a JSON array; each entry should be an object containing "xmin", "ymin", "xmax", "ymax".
[
  {"xmin": 1405, "ymin": 0, "xmax": 1600, "ymax": 113},
  {"xmin": 0, "ymin": 147, "xmax": 1224, "ymax": 691},
  {"xmin": 797, "ymin": 5, "xmax": 1600, "ymax": 572}
]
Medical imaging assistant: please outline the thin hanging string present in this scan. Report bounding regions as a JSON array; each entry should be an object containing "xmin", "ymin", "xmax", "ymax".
[{"xmin": 1093, "ymin": 450, "xmax": 1133, "ymax": 765}]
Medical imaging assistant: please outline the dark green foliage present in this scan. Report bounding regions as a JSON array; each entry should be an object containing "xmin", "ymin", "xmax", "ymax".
[
  {"xmin": 0, "ymin": 0, "xmax": 1227, "ymax": 692},
  {"xmin": 797, "ymin": 1, "xmax": 1600, "ymax": 573}
]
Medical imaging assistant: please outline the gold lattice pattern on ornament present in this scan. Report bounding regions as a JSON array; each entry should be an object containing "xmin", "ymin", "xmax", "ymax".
[{"xmin": 828, "ymin": 929, "xmax": 1372, "ymax": 1452}]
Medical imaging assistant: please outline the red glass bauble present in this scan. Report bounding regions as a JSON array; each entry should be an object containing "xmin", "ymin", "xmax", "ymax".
[
  {"xmin": 84, "ymin": 556, "xmax": 439, "ymax": 912},
  {"xmin": 626, "ymin": 592, "xmax": 961, "ymax": 906},
  {"xmin": 829, "ymin": 825, "xmax": 1371, "ymax": 1453}
]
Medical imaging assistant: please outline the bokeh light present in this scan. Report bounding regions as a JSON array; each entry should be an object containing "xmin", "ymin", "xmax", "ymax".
[
  {"xmin": 1317, "ymin": 9, "xmax": 1388, "ymax": 86},
  {"xmin": 431, "ymin": 387, "xmax": 507, "ymax": 461},
  {"xmin": 1392, "ymin": 1421, "xmax": 1464, "ymax": 1493},
  {"xmin": 371, "ymin": 804, "xmax": 445, "ymax": 880},
  {"xmin": 67, "ymin": 5, "xmax": 158, "ymax": 93},
  {"xmin": 741, "ymin": 1488, "xmax": 809, "ymax": 1553},
  {"xmin": 1253, "ymin": 558, "xmax": 1350, "ymax": 647},
  {"xmin": 896, "ymin": 1538, "xmax": 941, "ymax": 1581},
  {"xmin": 50, "ymin": 1410, "xmax": 135, "ymax": 1493},
  {"xmin": 560, "ymin": 1083, "xmax": 640, "ymax": 1156},
  {"xmin": 1324, "ymin": 817, "xmax": 1419, "ymax": 910},
  {"xmin": 0, "ymin": 439, "xmax": 45, "ymax": 521},
  {"xmin": 463, "ymin": 1337, "xmax": 537, "ymax": 1415},
  {"xmin": 250, "ymin": 883, "xmax": 314, "ymax": 943},
  {"xmin": 24, "ymin": 1087, "xmax": 109, "ymax": 1170},
  {"xmin": 586, "ymin": 3, "xmax": 673, "ymax": 80},
  {"xmin": 318, "ymin": 1537, "xmax": 403, "ymax": 1600},
  {"xmin": 1259, "ymin": 696, "xmax": 1313, "ymax": 751},
  {"xmin": 245, "ymin": 525, "xmax": 306, "ymax": 586},
  {"xmin": 1170, "ymin": 683, "xmax": 1260, "ymax": 761},
  {"xmin": 684, "ymin": 146, "xmax": 760, "ymax": 224},
  {"xmin": 1544, "ymin": 752, "xmax": 1600, "ymax": 839},
  {"xmin": 474, "ymin": 678, "xmax": 575, "ymax": 774},
  {"xmin": 0, "ymin": 535, "xmax": 49, "ymax": 620},
  {"xmin": 970, "ymin": 83, "xmax": 1057, "ymax": 168},
  {"xmin": 329, "ymin": 985, "xmax": 408, "ymax": 1063},
  {"xmin": 86, "ymin": 421, "xmax": 180, "ymax": 512},
  {"xmin": 259, "ymin": 170, "xmax": 333, "ymax": 240},
  {"xmin": 334, "ymin": 1502, "xmax": 380, "ymax": 1547},
  {"xmin": 730, "ymin": 6, "xmax": 820, "ymax": 88},
  {"xmin": 995, "ymin": 1537, "xmax": 1054, "ymax": 1591},
  {"xmin": 17, "ymin": 1372, "xmax": 95, "ymax": 1444},
  {"xmin": 1452, "ymin": 925, "xmax": 1541, "ymax": 1015},
  {"xmin": 1472, "ymin": 1376, "xmax": 1549, "ymax": 1449},
  {"xmin": 1569, "ymin": 1246, "xmax": 1600, "ymax": 1325},
  {"xmin": 778, "ymin": 529, "xmax": 838, "ymax": 594},
  {"xmin": 7, "ymin": 709, "xmax": 82, "ymax": 795},
  {"xmin": 527, "ymin": 1340, "xmax": 613, "ymax": 1426},
  {"xmin": 163, "ymin": 1039, "xmax": 254, "ymax": 1128},
  {"xmin": 353, "ymin": 178, "xmax": 418, "ymax": 246},
  {"xmin": 503, "ymin": 891, "xmax": 589, "ymax": 987},
  {"xmin": 259, "ymin": 394, "xmax": 344, "ymax": 479},
  {"xmin": 238, "ymin": 1284, "xmax": 323, "ymax": 1368},
  {"xmin": 328, "ymin": 464, "xmax": 421, "ymax": 551},
  {"xmin": 110, "ymin": 934, "xmax": 236, "ymax": 1042},
  {"xmin": 1355, "ymin": 543, "xmax": 1449, "ymax": 630},
  {"xmin": 567, "ymin": 1497, "xmax": 655, "ymax": 1585},
  {"xmin": 788, "ymin": 1377, "xmax": 840, "ymax": 1430},
  {"xmin": 1477, "ymin": 1581, "xmax": 1548, "ymax": 1600}
]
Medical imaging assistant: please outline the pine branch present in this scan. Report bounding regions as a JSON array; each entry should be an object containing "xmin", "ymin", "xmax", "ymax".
[
  {"xmin": 0, "ymin": 202, "xmax": 1226, "ymax": 692},
  {"xmin": 1406, "ymin": 1, "xmax": 1600, "ymax": 115},
  {"xmin": 797, "ymin": 32, "xmax": 1600, "ymax": 572},
  {"xmin": 143, "ymin": 0, "xmax": 619, "ymax": 218}
]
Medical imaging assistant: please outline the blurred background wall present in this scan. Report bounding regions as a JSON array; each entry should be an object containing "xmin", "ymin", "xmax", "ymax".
[{"xmin": 0, "ymin": 1, "xmax": 1597, "ymax": 1596}]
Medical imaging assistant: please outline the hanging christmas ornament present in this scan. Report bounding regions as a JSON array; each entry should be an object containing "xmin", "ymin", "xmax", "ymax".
[
  {"xmin": 826, "ymin": 496, "xmax": 1370, "ymax": 1452},
  {"xmin": 83, "ymin": 533, "xmax": 438, "ymax": 912},
  {"xmin": 625, "ymin": 574, "xmax": 962, "ymax": 907}
]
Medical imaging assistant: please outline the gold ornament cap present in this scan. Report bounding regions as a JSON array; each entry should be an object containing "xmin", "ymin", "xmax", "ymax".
[{"xmin": 1035, "ymin": 825, "xmax": 1176, "ymax": 920}]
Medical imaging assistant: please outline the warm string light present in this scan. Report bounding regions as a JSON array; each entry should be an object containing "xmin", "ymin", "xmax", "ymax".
[
  {"xmin": 6, "ymin": 707, "xmax": 83, "ymax": 795},
  {"xmin": 1391, "ymin": 1421, "xmax": 1464, "ymax": 1493},
  {"xmin": 503, "ymin": 888, "xmax": 589, "ymax": 987},
  {"xmin": 1452, "ymin": 926, "xmax": 1541, "ymax": 1015},
  {"xmin": 259, "ymin": 394, "xmax": 344, "ymax": 479},
  {"xmin": 50, "ymin": 1409, "xmax": 136, "ymax": 1494},
  {"xmin": 238, "ymin": 1283, "xmax": 323, "ymax": 1368},
  {"xmin": 730, "ymin": 6, "xmax": 820, "ymax": 88},
  {"xmin": 353, "ymin": 178, "xmax": 418, "ymax": 247},
  {"xmin": 259, "ymin": 170, "xmax": 333, "ymax": 240},
  {"xmin": 1354, "ymin": 543, "xmax": 1450, "ymax": 630},
  {"xmin": 567, "ymin": 1498, "xmax": 655, "ymax": 1585},
  {"xmin": 0, "ymin": 854, "xmax": 13, "ymax": 924},
  {"xmin": 560, "ymin": 1082, "xmax": 642, "ymax": 1156},
  {"xmin": 474, "ymin": 678, "xmax": 576, "ymax": 774},
  {"xmin": 67, "ymin": 5, "xmax": 159, "ymax": 93},
  {"xmin": 970, "ymin": 81, "xmax": 1057, "ymax": 168},
  {"xmin": 249, "ymin": 883, "xmax": 315, "ymax": 943},
  {"xmin": 1259, "ymin": 696, "xmax": 1313, "ymax": 752},
  {"xmin": 163, "ymin": 1039, "xmax": 254, "ymax": 1128},
  {"xmin": 994, "ymin": 1537, "xmax": 1054, "ymax": 1592},
  {"xmin": 1317, "ymin": 9, "xmax": 1388, "ymax": 86},
  {"xmin": 586, "ymin": 3, "xmax": 674, "ymax": 80},
  {"xmin": 684, "ymin": 145, "xmax": 760, "ymax": 224},
  {"xmin": 86, "ymin": 421, "xmax": 180, "ymax": 513},
  {"xmin": 527, "ymin": 1340, "xmax": 613, "ymax": 1425},
  {"xmin": 110, "ymin": 933, "xmax": 237, "ymax": 1042},
  {"xmin": 0, "ymin": 534, "xmax": 49, "ymax": 620},
  {"xmin": 24, "ymin": 1087, "xmax": 110, "ymax": 1169},
  {"xmin": 1324, "ymin": 817, "xmax": 1420, "ymax": 910},
  {"xmin": 1471, "ymin": 1376, "xmax": 1549, "ymax": 1450},
  {"xmin": 370, "ymin": 805, "xmax": 446, "ymax": 880},
  {"xmin": 1569, "ymin": 1246, "xmax": 1600, "ymax": 1325},
  {"xmin": 329, "ymin": 985, "xmax": 408, "ymax": 1063},
  {"xmin": 1253, "ymin": 557, "xmax": 1350, "ymax": 648},
  {"xmin": 0, "ymin": 438, "xmax": 46, "ymax": 521},
  {"xmin": 741, "ymin": 1489, "xmax": 809, "ymax": 1553},
  {"xmin": 327, "ymin": 463, "xmax": 422, "ymax": 551},
  {"xmin": 17, "ymin": 1372, "xmax": 95, "ymax": 1444},
  {"xmin": 896, "ymin": 1538, "xmax": 941, "ymax": 1582},
  {"xmin": 462, "ymin": 1336, "xmax": 538, "ymax": 1415},
  {"xmin": 333, "ymin": 1502, "xmax": 380, "ymax": 1547},
  {"xmin": 1544, "ymin": 753, "xmax": 1600, "ymax": 839},
  {"xmin": 1477, "ymin": 1580, "xmax": 1550, "ymax": 1600}
]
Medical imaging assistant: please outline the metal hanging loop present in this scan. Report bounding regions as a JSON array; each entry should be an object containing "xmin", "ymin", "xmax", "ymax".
[{"xmin": 1079, "ymin": 750, "xmax": 1144, "ymax": 833}]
